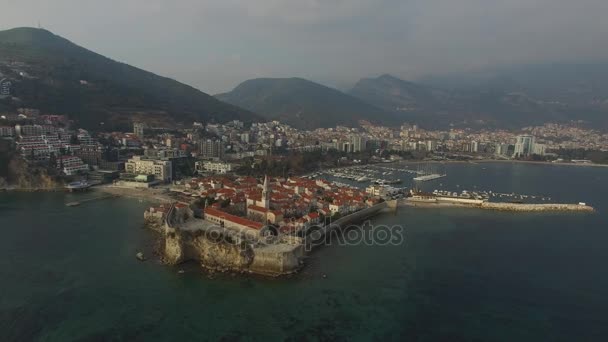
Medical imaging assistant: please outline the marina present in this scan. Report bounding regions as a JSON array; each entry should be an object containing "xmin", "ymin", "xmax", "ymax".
[{"xmin": 312, "ymin": 162, "xmax": 589, "ymax": 209}]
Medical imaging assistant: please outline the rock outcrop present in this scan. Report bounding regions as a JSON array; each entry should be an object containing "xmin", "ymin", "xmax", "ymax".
[{"xmin": 164, "ymin": 227, "xmax": 256, "ymax": 271}]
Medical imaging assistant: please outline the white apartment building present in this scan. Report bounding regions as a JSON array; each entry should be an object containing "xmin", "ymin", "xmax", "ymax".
[
  {"xmin": 57, "ymin": 156, "xmax": 89, "ymax": 176},
  {"xmin": 0, "ymin": 126, "xmax": 15, "ymax": 137},
  {"xmin": 195, "ymin": 161, "xmax": 234, "ymax": 174},
  {"xmin": 125, "ymin": 156, "xmax": 173, "ymax": 182}
]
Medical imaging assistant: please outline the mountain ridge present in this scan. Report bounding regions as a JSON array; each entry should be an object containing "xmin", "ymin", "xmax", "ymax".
[
  {"xmin": 349, "ymin": 72, "xmax": 608, "ymax": 129},
  {"xmin": 0, "ymin": 27, "xmax": 259, "ymax": 130},
  {"xmin": 216, "ymin": 77, "xmax": 397, "ymax": 129}
]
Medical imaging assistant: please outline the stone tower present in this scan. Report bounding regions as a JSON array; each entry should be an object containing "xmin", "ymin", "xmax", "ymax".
[{"xmin": 261, "ymin": 175, "xmax": 270, "ymax": 209}]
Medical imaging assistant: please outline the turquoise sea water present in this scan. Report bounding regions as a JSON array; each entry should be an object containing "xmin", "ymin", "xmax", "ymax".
[{"xmin": 1, "ymin": 162, "xmax": 608, "ymax": 341}]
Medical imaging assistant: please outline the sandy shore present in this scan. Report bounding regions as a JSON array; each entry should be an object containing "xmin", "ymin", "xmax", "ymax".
[{"xmin": 94, "ymin": 185, "xmax": 173, "ymax": 203}]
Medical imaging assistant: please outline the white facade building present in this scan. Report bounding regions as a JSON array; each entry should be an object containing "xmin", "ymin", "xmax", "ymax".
[
  {"xmin": 125, "ymin": 156, "xmax": 172, "ymax": 182},
  {"xmin": 513, "ymin": 135, "xmax": 536, "ymax": 157},
  {"xmin": 58, "ymin": 156, "xmax": 89, "ymax": 175},
  {"xmin": 195, "ymin": 161, "xmax": 234, "ymax": 174}
]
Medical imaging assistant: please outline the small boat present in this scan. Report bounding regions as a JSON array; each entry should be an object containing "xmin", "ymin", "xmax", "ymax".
[{"xmin": 136, "ymin": 252, "xmax": 146, "ymax": 261}]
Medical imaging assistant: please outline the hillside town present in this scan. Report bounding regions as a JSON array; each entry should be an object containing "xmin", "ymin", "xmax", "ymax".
[{"xmin": 2, "ymin": 106, "xmax": 608, "ymax": 191}]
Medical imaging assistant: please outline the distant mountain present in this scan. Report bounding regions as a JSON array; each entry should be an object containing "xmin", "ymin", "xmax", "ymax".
[
  {"xmin": 421, "ymin": 62, "xmax": 608, "ymax": 106},
  {"xmin": 216, "ymin": 77, "xmax": 396, "ymax": 129},
  {"xmin": 0, "ymin": 27, "xmax": 258, "ymax": 130},
  {"xmin": 349, "ymin": 74, "xmax": 450, "ymax": 112},
  {"xmin": 350, "ymin": 71, "xmax": 608, "ymax": 130}
]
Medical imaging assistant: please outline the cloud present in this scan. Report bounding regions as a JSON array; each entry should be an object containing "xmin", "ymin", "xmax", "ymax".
[{"xmin": 1, "ymin": 0, "xmax": 607, "ymax": 93}]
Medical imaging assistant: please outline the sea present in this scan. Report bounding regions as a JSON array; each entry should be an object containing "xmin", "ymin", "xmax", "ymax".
[{"xmin": 1, "ymin": 162, "xmax": 608, "ymax": 341}]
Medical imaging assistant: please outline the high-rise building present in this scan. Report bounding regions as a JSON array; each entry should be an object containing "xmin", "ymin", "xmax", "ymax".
[
  {"xmin": 0, "ymin": 78, "xmax": 11, "ymax": 97},
  {"xmin": 513, "ymin": 135, "xmax": 536, "ymax": 157},
  {"xmin": 133, "ymin": 122, "xmax": 145, "ymax": 138},
  {"xmin": 199, "ymin": 139, "xmax": 225, "ymax": 159},
  {"xmin": 471, "ymin": 141, "xmax": 479, "ymax": 153},
  {"xmin": 533, "ymin": 143, "xmax": 546, "ymax": 156},
  {"xmin": 495, "ymin": 143, "xmax": 511, "ymax": 156},
  {"xmin": 350, "ymin": 135, "xmax": 366, "ymax": 153}
]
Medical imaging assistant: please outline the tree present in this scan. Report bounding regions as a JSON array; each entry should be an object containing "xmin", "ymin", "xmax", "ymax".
[
  {"xmin": 70, "ymin": 134, "xmax": 80, "ymax": 145},
  {"xmin": 48, "ymin": 152, "xmax": 57, "ymax": 169},
  {"xmin": 220, "ymin": 198, "xmax": 231, "ymax": 208}
]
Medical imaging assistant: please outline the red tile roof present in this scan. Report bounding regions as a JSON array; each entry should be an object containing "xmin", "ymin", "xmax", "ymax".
[
  {"xmin": 248, "ymin": 205, "xmax": 269, "ymax": 213},
  {"xmin": 204, "ymin": 207, "xmax": 264, "ymax": 230}
]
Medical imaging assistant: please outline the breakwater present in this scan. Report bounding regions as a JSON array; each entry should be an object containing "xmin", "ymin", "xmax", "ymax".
[
  {"xmin": 480, "ymin": 202, "xmax": 594, "ymax": 212},
  {"xmin": 403, "ymin": 198, "xmax": 594, "ymax": 213}
]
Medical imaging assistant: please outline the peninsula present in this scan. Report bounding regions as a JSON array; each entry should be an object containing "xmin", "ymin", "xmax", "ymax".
[{"xmin": 142, "ymin": 175, "xmax": 394, "ymax": 276}]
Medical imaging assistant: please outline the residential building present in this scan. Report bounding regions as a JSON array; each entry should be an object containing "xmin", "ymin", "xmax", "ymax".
[
  {"xmin": 125, "ymin": 156, "xmax": 173, "ymax": 182},
  {"xmin": 133, "ymin": 122, "xmax": 145, "ymax": 138},
  {"xmin": 16, "ymin": 124, "xmax": 43, "ymax": 137},
  {"xmin": 199, "ymin": 139, "xmax": 225, "ymax": 159},
  {"xmin": 351, "ymin": 135, "xmax": 366, "ymax": 152},
  {"xmin": 0, "ymin": 78, "xmax": 11, "ymax": 97},
  {"xmin": 513, "ymin": 135, "xmax": 536, "ymax": 157},
  {"xmin": 195, "ymin": 161, "xmax": 234, "ymax": 174},
  {"xmin": 0, "ymin": 126, "xmax": 15, "ymax": 137},
  {"xmin": 57, "ymin": 156, "xmax": 89, "ymax": 176}
]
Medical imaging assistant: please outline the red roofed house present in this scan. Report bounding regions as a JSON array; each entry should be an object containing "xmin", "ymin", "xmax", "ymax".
[
  {"xmin": 247, "ymin": 205, "xmax": 284, "ymax": 224},
  {"xmin": 204, "ymin": 207, "xmax": 264, "ymax": 232}
]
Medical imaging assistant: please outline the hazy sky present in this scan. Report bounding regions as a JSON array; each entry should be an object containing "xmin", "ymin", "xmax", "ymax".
[{"xmin": 1, "ymin": 0, "xmax": 608, "ymax": 93}]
